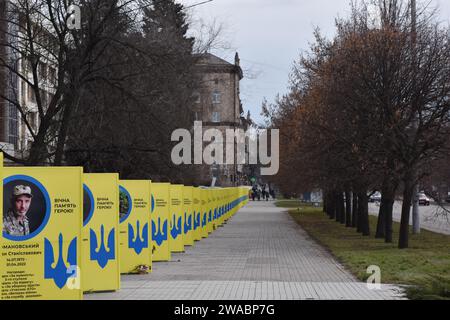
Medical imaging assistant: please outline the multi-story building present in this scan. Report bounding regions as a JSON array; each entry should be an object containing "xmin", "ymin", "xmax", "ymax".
[
  {"xmin": 0, "ymin": 0, "xmax": 19, "ymax": 156},
  {"xmin": 194, "ymin": 52, "xmax": 251, "ymax": 187},
  {"xmin": 0, "ymin": 2, "xmax": 57, "ymax": 160}
]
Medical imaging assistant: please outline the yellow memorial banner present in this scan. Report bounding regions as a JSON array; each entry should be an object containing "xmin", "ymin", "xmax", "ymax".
[
  {"xmin": 231, "ymin": 188, "xmax": 238, "ymax": 219},
  {"xmin": 210, "ymin": 189, "xmax": 216, "ymax": 231},
  {"xmin": 206, "ymin": 189, "xmax": 213, "ymax": 234},
  {"xmin": 82, "ymin": 173, "xmax": 120, "ymax": 293},
  {"xmin": 224, "ymin": 189, "xmax": 230, "ymax": 222},
  {"xmin": 119, "ymin": 180, "xmax": 152, "ymax": 274},
  {"xmin": 217, "ymin": 189, "xmax": 225, "ymax": 228},
  {"xmin": 1, "ymin": 167, "xmax": 83, "ymax": 300},
  {"xmin": 218, "ymin": 190, "xmax": 224, "ymax": 227},
  {"xmin": 182, "ymin": 186, "xmax": 194, "ymax": 247},
  {"xmin": 213, "ymin": 189, "xmax": 220, "ymax": 230},
  {"xmin": 232, "ymin": 188, "xmax": 239, "ymax": 218},
  {"xmin": 200, "ymin": 189, "xmax": 208, "ymax": 239},
  {"xmin": 0, "ymin": 153, "xmax": 2, "ymax": 233},
  {"xmin": 151, "ymin": 183, "xmax": 171, "ymax": 262},
  {"xmin": 169, "ymin": 185, "xmax": 184, "ymax": 252},
  {"xmin": 220, "ymin": 189, "xmax": 226, "ymax": 225},
  {"xmin": 215, "ymin": 189, "xmax": 221, "ymax": 229},
  {"xmin": 192, "ymin": 188, "xmax": 202, "ymax": 242},
  {"xmin": 225, "ymin": 188, "xmax": 232, "ymax": 222}
]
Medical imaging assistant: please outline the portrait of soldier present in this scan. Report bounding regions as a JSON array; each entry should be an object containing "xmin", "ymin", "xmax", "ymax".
[{"xmin": 3, "ymin": 185, "xmax": 33, "ymax": 236}]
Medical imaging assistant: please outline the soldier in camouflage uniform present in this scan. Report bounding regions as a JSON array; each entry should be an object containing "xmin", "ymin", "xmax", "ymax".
[{"xmin": 3, "ymin": 185, "xmax": 33, "ymax": 236}]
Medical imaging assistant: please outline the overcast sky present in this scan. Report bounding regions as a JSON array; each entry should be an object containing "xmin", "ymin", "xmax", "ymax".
[{"xmin": 181, "ymin": 0, "xmax": 450, "ymax": 125}]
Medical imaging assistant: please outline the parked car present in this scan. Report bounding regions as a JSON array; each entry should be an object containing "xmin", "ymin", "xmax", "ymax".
[
  {"xmin": 369, "ymin": 192, "xmax": 381, "ymax": 203},
  {"xmin": 446, "ymin": 195, "xmax": 450, "ymax": 204},
  {"xmin": 418, "ymin": 193, "xmax": 430, "ymax": 206}
]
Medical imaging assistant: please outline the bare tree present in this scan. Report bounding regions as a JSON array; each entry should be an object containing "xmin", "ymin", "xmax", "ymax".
[{"xmin": 0, "ymin": 0, "xmax": 146, "ymax": 165}]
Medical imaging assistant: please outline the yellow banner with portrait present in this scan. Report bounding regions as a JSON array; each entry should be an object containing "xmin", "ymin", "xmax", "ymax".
[
  {"xmin": 151, "ymin": 183, "xmax": 171, "ymax": 262},
  {"xmin": 119, "ymin": 180, "xmax": 152, "ymax": 274},
  {"xmin": 169, "ymin": 185, "xmax": 184, "ymax": 253},
  {"xmin": 82, "ymin": 173, "xmax": 120, "ymax": 293},
  {"xmin": 192, "ymin": 188, "xmax": 202, "ymax": 242},
  {"xmin": 200, "ymin": 189, "xmax": 208, "ymax": 239},
  {"xmin": 182, "ymin": 186, "xmax": 194, "ymax": 247},
  {"xmin": 1, "ymin": 167, "xmax": 83, "ymax": 300}
]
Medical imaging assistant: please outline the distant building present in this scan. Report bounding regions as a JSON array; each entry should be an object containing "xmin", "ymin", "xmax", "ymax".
[
  {"xmin": 0, "ymin": 0, "xmax": 19, "ymax": 154},
  {"xmin": 0, "ymin": 2, "xmax": 57, "ymax": 160},
  {"xmin": 194, "ymin": 52, "xmax": 251, "ymax": 186}
]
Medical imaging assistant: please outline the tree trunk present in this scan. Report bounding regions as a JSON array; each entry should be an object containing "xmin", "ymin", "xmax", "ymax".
[
  {"xmin": 358, "ymin": 191, "xmax": 370, "ymax": 236},
  {"xmin": 375, "ymin": 179, "xmax": 391, "ymax": 239},
  {"xmin": 375, "ymin": 199, "xmax": 385, "ymax": 239},
  {"xmin": 27, "ymin": 120, "xmax": 52, "ymax": 165},
  {"xmin": 384, "ymin": 182, "xmax": 397, "ymax": 243},
  {"xmin": 328, "ymin": 192, "xmax": 336, "ymax": 220},
  {"xmin": 352, "ymin": 192, "xmax": 358, "ymax": 228},
  {"xmin": 399, "ymin": 173, "xmax": 414, "ymax": 249},
  {"xmin": 338, "ymin": 192, "xmax": 346, "ymax": 224},
  {"xmin": 54, "ymin": 106, "xmax": 72, "ymax": 165},
  {"xmin": 335, "ymin": 192, "xmax": 341, "ymax": 223},
  {"xmin": 356, "ymin": 194, "xmax": 363, "ymax": 233},
  {"xmin": 345, "ymin": 190, "xmax": 352, "ymax": 227},
  {"xmin": 54, "ymin": 89, "xmax": 79, "ymax": 166}
]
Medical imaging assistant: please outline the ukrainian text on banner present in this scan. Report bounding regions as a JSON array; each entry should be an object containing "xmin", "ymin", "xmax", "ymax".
[
  {"xmin": 192, "ymin": 188, "xmax": 202, "ymax": 242},
  {"xmin": 206, "ymin": 189, "xmax": 213, "ymax": 234},
  {"xmin": 183, "ymin": 186, "xmax": 194, "ymax": 247},
  {"xmin": 219, "ymin": 188, "xmax": 226, "ymax": 227},
  {"xmin": 82, "ymin": 173, "xmax": 120, "ymax": 293},
  {"xmin": 169, "ymin": 184, "xmax": 184, "ymax": 253},
  {"xmin": 200, "ymin": 189, "xmax": 208, "ymax": 239},
  {"xmin": 1, "ymin": 167, "xmax": 83, "ymax": 300},
  {"xmin": 151, "ymin": 183, "xmax": 171, "ymax": 262},
  {"xmin": 211, "ymin": 189, "xmax": 218, "ymax": 231},
  {"xmin": 119, "ymin": 180, "xmax": 152, "ymax": 274}
]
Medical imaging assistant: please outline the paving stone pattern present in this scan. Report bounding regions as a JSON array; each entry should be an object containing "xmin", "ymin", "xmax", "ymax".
[{"xmin": 86, "ymin": 202, "xmax": 405, "ymax": 300}]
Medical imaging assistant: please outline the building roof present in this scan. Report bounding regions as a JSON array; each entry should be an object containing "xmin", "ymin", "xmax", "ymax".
[
  {"xmin": 195, "ymin": 53, "xmax": 234, "ymax": 66},
  {"xmin": 194, "ymin": 52, "xmax": 244, "ymax": 80}
]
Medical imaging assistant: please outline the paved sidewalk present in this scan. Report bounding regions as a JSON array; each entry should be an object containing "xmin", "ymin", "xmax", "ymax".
[{"xmin": 86, "ymin": 201, "xmax": 405, "ymax": 300}]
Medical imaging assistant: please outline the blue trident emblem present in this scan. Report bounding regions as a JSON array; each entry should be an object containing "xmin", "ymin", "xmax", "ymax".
[
  {"xmin": 170, "ymin": 214, "xmax": 182, "ymax": 239},
  {"xmin": 44, "ymin": 234, "xmax": 77, "ymax": 289},
  {"xmin": 90, "ymin": 225, "xmax": 115, "ymax": 269},
  {"xmin": 152, "ymin": 217, "xmax": 168, "ymax": 246},
  {"xmin": 208, "ymin": 210, "xmax": 212, "ymax": 222},
  {"xmin": 128, "ymin": 221, "xmax": 149, "ymax": 255},
  {"xmin": 184, "ymin": 212, "xmax": 192, "ymax": 234},
  {"xmin": 202, "ymin": 212, "xmax": 207, "ymax": 227},
  {"xmin": 194, "ymin": 212, "xmax": 201, "ymax": 230}
]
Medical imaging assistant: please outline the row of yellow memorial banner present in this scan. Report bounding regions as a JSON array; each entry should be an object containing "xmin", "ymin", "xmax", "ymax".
[{"xmin": 0, "ymin": 155, "xmax": 249, "ymax": 300}]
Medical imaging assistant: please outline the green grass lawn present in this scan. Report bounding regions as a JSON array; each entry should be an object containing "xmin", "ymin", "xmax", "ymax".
[
  {"xmin": 275, "ymin": 200, "xmax": 319, "ymax": 208},
  {"xmin": 283, "ymin": 206, "xmax": 450, "ymax": 300}
]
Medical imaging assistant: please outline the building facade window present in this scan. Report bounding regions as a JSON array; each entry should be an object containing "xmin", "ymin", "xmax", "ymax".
[
  {"xmin": 48, "ymin": 68, "xmax": 56, "ymax": 85},
  {"xmin": 212, "ymin": 112, "xmax": 220, "ymax": 123},
  {"xmin": 212, "ymin": 91, "xmax": 221, "ymax": 104},
  {"xmin": 28, "ymin": 84, "xmax": 36, "ymax": 103},
  {"xmin": 39, "ymin": 62, "xmax": 47, "ymax": 79}
]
